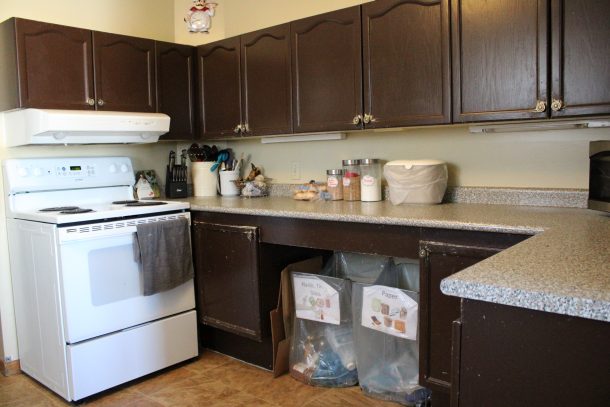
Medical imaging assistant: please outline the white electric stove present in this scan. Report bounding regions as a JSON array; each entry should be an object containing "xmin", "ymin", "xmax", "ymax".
[{"xmin": 3, "ymin": 156, "xmax": 198, "ymax": 402}]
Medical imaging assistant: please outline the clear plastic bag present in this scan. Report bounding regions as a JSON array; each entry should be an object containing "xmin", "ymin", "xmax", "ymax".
[
  {"xmin": 289, "ymin": 272, "xmax": 358, "ymax": 387},
  {"xmin": 352, "ymin": 282, "xmax": 431, "ymax": 406},
  {"xmin": 321, "ymin": 252, "xmax": 393, "ymax": 285}
]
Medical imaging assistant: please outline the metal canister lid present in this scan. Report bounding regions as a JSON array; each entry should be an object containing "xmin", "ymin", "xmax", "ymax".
[
  {"xmin": 342, "ymin": 159, "xmax": 360, "ymax": 166},
  {"xmin": 360, "ymin": 158, "xmax": 380, "ymax": 165},
  {"xmin": 327, "ymin": 169, "xmax": 344, "ymax": 175}
]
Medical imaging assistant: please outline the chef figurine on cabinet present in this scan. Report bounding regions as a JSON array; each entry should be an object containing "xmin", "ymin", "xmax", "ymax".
[{"xmin": 184, "ymin": 1, "xmax": 217, "ymax": 33}]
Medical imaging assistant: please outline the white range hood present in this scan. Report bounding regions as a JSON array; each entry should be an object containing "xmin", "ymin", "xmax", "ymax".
[{"xmin": 1, "ymin": 109, "xmax": 170, "ymax": 146}]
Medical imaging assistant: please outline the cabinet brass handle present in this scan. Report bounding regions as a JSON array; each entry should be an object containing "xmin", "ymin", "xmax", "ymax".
[
  {"xmin": 551, "ymin": 99, "xmax": 564, "ymax": 112},
  {"xmin": 363, "ymin": 113, "xmax": 375, "ymax": 124},
  {"xmin": 97, "ymin": 99, "xmax": 105, "ymax": 107},
  {"xmin": 352, "ymin": 115, "xmax": 363, "ymax": 125},
  {"xmin": 233, "ymin": 124, "xmax": 242, "ymax": 134},
  {"xmin": 533, "ymin": 100, "xmax": 546, "ymax": 113},
  {"xmin": 86, "ymin": 98, "xmax": 95, "ymax": 106},
  {"xmin": 243, "ymin": 123, "xmax": 250, "ymax": 133}
]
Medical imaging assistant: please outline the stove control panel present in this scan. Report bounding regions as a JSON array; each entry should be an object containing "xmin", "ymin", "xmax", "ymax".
[{"xmin": 3, "ymin": 157, "xmax": 135, "ymax": 193}]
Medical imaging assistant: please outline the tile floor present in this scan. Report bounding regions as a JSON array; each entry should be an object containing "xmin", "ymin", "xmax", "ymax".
[{"xmin": 0, "ymin": 350, "xmax": 397, "ymax": 406}]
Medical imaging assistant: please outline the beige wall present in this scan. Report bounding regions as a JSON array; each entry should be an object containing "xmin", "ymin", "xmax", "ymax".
[
  {"xmin": 0, "ymin": 0, "xmax": 175, "ymax": 40},
  {"xmin": 228, "ymin": 125, "xmax": 608, "ymax": 188},
  {"xmin": 0, "ymin": 0, "xmax": 178, "ymax": 363}
]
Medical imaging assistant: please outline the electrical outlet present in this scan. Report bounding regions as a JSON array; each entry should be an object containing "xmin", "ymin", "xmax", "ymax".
[{"xmin": 290, "ymin": 161, "xmax": 301, "ymax": 180}]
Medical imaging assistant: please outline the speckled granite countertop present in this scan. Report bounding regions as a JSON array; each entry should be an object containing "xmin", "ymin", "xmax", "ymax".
[{"xmin": 184, "ymin": 196, "xmax": 610, "ymax": 323}]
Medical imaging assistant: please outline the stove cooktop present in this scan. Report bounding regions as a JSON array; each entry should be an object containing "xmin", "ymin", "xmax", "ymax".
[{"xmin": 15, "ymin": 200, "xmax": 189, "ymax": 224}]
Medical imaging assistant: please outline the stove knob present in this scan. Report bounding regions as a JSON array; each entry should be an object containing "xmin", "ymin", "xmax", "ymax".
[
  {"xmin": 32, "ymin": 167, "xmax": 43, "ymax": 177},
  {"xmin": 120, "ymin": 164, "xmax": 129, "ymax": 173},
  {"xmin": 108, "ymin": 164, "xmax": 117, "ymax": 173},
  {"xmin": 17, "ymin": 167, "xmax": 29, "ymax": 177}
]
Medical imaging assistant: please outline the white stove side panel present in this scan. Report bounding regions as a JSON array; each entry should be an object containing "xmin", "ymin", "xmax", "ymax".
[{"xmin": 6, "ymin": 219, "xmax": 70, "ymax": 400}]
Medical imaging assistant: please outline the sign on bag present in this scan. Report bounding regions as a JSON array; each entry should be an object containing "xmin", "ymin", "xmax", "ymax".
[
  {"xmin": 361, "ymin": 286, "xmax": 418, "ymax": 340},
  {"xmin": 293, "ymin": 275, "xmax": 340, "ymax": 325}
]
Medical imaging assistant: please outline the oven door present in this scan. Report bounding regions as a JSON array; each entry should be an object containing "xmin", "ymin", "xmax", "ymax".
[{"xmin": 57, "ymin": 213, "xmax": 195, "ymax": 344}]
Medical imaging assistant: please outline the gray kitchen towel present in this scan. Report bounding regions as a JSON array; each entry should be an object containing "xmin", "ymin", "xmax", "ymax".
[{"xmin": 134, "ymin": 217, "xmax": 194, "ymax": 296}]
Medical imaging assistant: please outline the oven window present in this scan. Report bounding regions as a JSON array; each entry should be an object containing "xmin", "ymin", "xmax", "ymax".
[{"xmin": 89, "ymin": 243, "xmax": 142, "ymax": 306}]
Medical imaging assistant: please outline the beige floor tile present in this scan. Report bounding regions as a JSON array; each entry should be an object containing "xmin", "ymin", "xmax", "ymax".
[
  {"xmin": 303, "ymin": 385, "xmax": 396, "ymax": 407},
  {"xmin": 181, "ymin": 350, "xmax": 233, "ymax": 375}
]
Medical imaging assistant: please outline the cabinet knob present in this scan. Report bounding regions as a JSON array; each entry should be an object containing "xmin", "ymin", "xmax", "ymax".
[
  {"xmin": 97, "ymin": 99, "xmax": 105, "ymax": 107},
  {"xmin": 533, "ymin": 100, "xmax": 547, "ymax": 113},
  {"xmin": 243, "ymin": 123, "xmax": 250, "ymax": 133},
  {"xmin": 363, "ymin": 113, "xmax": 375, "ymax": 124},
  {"xmin": 352, "ymin": 115, "xmax": 363, "ymax": 125},
  {"xmin": 86, "ymin": 98, "xmax": 95, "ymax": 106},
  {"xmin": 233, "ymin": 124, "xmax": 242, "ymax": 134},
  {"xmin": 551, "ymin": 99, "xmax": 564, "ymax": 112}
]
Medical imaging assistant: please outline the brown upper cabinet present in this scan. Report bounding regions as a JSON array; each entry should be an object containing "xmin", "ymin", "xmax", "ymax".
[
  {"xmin": 453, "ymin": 0, "xmax": 610, "ymax": 122},
  {"xmin": 156, "ymin": 42, "xmax": 197, "ymax": 140},
  {"xmin": 92, "ymin": 32, "xmax": 156, "ymax": 112},
  {"xmin": 362, "ymin": 0, "xmax": 451, "ymax": 128},
  {"xmin": 291, "ymin": 7, "xmax": 363, "ymax": 133},
  {"xmin": 550, "ymin": 0, "xmax": 610, "ymax": 117},
  {"xmin": 0, "ymin": 18, "xmax": 94, "ymax": 111},
  {"xmin": 0, "ymin": 18, "xmax": 156, "ymax": 113},
  {"xmin": 241, "ymin": 24, "xmax": 292, "ymax": 137},
  {"xmin": 197, "ymin": 37, "xmax": 242, "ymax": 139},
  {"xmin": 452, "ymin": 0, "xmax": 549, "ymax": 122},
  {"xmin": 197, "ymin": 25, "xmax": 292, "ymax": 140}
]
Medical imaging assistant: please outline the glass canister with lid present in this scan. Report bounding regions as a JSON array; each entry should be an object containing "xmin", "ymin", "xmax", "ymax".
[
  {"xmin": 326, "ymin": 169, "xmax": 344, "ymax": 200},
  {"xmin": 360, "ymin": 158, "xmax": 382, "ymax": 202},
  {"xmin": 342, "ymin": 159, "xmax": 361, "ymax": 201}
]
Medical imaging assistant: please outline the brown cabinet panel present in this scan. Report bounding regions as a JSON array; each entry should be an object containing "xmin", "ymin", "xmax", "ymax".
[
  {"xmin": 291, "ymin": 7, "xmax": 363, "ymax": 133},
  {"xmin": 156, "ymin": 42, "xmax": 197, "ymax": 140},
  {"xmin": 12, "ymin": 18, "xmax": 94, "ymax": 110},
  {"xmin": 452, "ymin": 0, "xmax": 549, "ymax": 122},
  {"xmin": 197, "ymin": 37, "xmax": 242, "ymax": 139},
  {"xmin": 92, "ymin": 32, "xmax": 156, "ymax": 112},
  {"xmin": 192, "ymin": 221, "xmax": 262, "ymax": 341},
  {"xmin": 458, "ymin": 300, "xmax": 610, "ymax": 406},
  {"xmin": 419, "ymin": 241, "xmax": 501, "ymax": 398},
  {"xmin": 241, "ymin": 24, "xmax": 292, "ymax": 136},
  {"xmin": 362, "ymin": 0, "xmax": 451, "ymax": 127},
  {"xmin": 551, "ymin": 0, "xmax": 610, "ymax": 117}
]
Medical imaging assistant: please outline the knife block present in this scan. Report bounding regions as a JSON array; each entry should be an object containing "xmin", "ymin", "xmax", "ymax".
[{"xmin": 165, "ymin": 165, "xmax": 188, "ymax": 198}]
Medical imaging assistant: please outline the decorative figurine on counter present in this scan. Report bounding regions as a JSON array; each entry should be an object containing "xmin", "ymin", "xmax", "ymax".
[
  {"xmin": 234, "ymin": 163, "xmax": 269, "ymax": 197},
  {"xmin": 184, "ymin": 1, "xmax": 217, "ymax": 33}
]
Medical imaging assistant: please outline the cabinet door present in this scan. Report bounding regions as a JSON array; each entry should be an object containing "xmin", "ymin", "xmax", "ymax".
[
  {"xmin": 197, "ymin": 37, "xmax": 242, "ymax": 139},
  {"xmin": 92, "ymin": 32, "xmax": 156, "ymax": 112},
  {"xmin": 241, "ymin": 24, "xmax": 292, "ymax": 137},
  {"xmin": 192, "ymin": 222, "xmax": 262, "ymax": 341},
  {"xmin": 452, "ymin": 0, "xmax": 549, "ymax": 122},
  {"xmin": 551, "ymin": 0, "xmax": 610, "ymax": 117},
  {"xmin": 14, "ymin": 19, "xmax": 94, "ymax": 110},
  {"xmin": 362, "ymin": 0, "xmax": 451, "ymax": 128},
  {"xmin": 291, "ymin": 7, "xmax": 363, "ymax": 133},
  {"xmin": 419, "ymin": 241, "xmax": 500, "ymax": 401},
  {"xmin": 156, "ymin": 42, "xmax": 197, "ymax": 140}
]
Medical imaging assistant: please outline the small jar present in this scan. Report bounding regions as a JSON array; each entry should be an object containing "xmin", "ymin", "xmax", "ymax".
[
  {"xmin": 342, "ymin": 159, "xmax": 361, "ymax": 201},
  {"xmin": 360, "ymin": 158, "xmax": 382, "ymax": 202},
  {"xmin": 326, "ymin": 169, "xmax": 344, "ymax": 200}
]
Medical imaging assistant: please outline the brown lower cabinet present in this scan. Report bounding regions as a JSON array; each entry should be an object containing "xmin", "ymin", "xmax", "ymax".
[
  {"xmin": 455, "ymin": 299, "xmax": 610, "ymax": 406},
  {"xmin": 418, "ymin": 230, "xmax": 528, "ymax": 407},
  {"xmin": 191, "ymin": 211, "xmax": 533, "ymax": 395}
]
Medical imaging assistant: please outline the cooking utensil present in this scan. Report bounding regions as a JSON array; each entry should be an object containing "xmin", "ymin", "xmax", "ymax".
[{"xmin": 211, "ymin": 150, "xmax": 230, "ymax": 172}]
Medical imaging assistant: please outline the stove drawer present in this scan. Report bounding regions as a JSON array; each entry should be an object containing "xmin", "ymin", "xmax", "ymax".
[{"xmin": 66, "ymin": 310, "xmax": 198, "ymax": 401}]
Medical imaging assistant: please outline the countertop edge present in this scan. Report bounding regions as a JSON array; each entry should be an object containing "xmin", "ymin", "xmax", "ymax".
[
  {"xmin": 188, "ymin": 203, "xmax": 542, "ymax": 235},
  {"xmin": 440, "ymin": 279, "xmax": 610, "ymax": 323}
]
